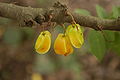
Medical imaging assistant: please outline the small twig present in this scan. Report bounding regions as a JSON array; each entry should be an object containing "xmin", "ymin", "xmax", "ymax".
[{"xmin": 60, "ymin": 24, "xmax": 66, "ymax": 34}]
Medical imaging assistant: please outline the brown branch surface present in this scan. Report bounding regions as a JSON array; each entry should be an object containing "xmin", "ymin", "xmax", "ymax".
[{"xmin": 0, "ymin": 2, "xmax": 120, "ymax": 31}]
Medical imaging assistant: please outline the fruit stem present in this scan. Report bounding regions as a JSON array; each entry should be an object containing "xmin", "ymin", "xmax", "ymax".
[
  {"xmin": 60, "ymin": 24, "xmax": 66, "ymax": 35},
  {"xmin": 67, "ymin": 12, "xmax": 79, "ymax": 31}
]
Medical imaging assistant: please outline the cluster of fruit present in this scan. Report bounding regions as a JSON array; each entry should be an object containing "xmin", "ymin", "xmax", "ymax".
[{"xmin": 35, "ymin": 24, "xmax": 84, "ymax": 56}]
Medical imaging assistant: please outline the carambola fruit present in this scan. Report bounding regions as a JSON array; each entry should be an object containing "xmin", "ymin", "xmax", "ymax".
[
  {"xmin": 35, "ymin": 31, "xmax": 51, "ymax": 54},
  {"xmin": 66, "ymin": 24, "xmax": 84, "ymax": 48},
  {"xmin": 54, "ymin": 33, "xmax": 73, "ymax": 56}
]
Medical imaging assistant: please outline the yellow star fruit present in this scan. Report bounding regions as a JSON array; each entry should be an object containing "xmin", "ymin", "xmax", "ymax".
[
  {"xmin": 35, "ymin": 31, "xmax": 51, "ymax": 54},
  {"xmin": 54, "ymin": 33, "xmax": 73, "ymax": 56},
  {"xmin": 66, "ymin": 24, "xmax": 84, "ymax": 48}
]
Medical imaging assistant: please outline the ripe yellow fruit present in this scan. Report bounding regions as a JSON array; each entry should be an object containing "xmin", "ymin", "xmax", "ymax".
[
  {"xmin": 35, "ymin": 31, "xmax": 51, "ymax": 54},
  {"xmin": 54, "ymin": 33, "xmax": 73, "ymax": 56},
  {"xmin": 66, "ymin": 24, "xmax": 84, "ymax": 48}
]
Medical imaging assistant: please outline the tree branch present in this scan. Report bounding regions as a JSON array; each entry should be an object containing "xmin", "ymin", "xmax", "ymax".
[{"xmin": 0, "ymin": 2, "xmax": 120, "ymax": 31}]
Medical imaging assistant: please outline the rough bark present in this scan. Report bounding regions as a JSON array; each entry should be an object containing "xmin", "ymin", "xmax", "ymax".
[{"xmin": 0, "ymin": 2, "xmax": 120, "ymax": 31}]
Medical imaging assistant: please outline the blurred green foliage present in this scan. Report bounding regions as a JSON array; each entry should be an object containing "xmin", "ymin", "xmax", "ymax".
[
  {"xmin": 96, "ymin": 4, "xmax": 108, "ymax": 19},
  {"xmin": 2, "ymin": 26, "xmax": 35, "ymax": 46},
  {"xmin": 0, "ymin": 2, "xmax": 119, "ymax": 78},
  {"xmin": 34, "ymin": 55, "xmax": 56, "ymax": 74},
  {"xmin": 112, "ymin": 6, "xmax": 120, "ymax": 18},
  {"xmin": 74, "ymin": 9, "xmax": 91, "ymax": 16},
  {"xmin": 21, "ymin": 27, "xmax": 35, "ymax": 40},
  {"xmin": 0, "ymin": 17, "xmax": 11, "ymax": 25},
  {"xmin": 75, "ymin": 5, "xmax": 120, "ymax": 60},
  {"xmin": 3, "ymin": 27, "xmax": 23, "ymax": 45}
]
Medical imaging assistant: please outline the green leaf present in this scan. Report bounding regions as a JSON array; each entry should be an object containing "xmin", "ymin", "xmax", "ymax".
[
  {"xmin": 103, "ymin": 30, "xmax": 115, "ymax": 49},
  {"xmin": 96, "ymin": 5, "xmax": 107, "ymax": 19},
  {"xmin": 112, "ymin": 32, "xmax": 120, "ymax": 55},
  {"xmin": 113, "ymin": 43, "xmax": 120, "ymax": 55},
  {"xmin": 74, "ymin": 9, "xmax": 91, "ymax": 16},
  {"xmin": 118, "ymin": 7, "xmax": 120, "ymax": 11},
  {"xmin": 112, "ymin": 6, "xmax": 120, "ymax": 18},
  {"xmin": 88, "ymin": 29, "xmax": 106, "ymax": 61},
  {"xmin": 103, "ymin": 30, "xmax": 115, "ymax": 41}
]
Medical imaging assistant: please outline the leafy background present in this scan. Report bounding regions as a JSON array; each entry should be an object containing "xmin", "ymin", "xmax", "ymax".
[{"xmin": 0, "ymin": 0, "xmax": 120, "ymax": 80}]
